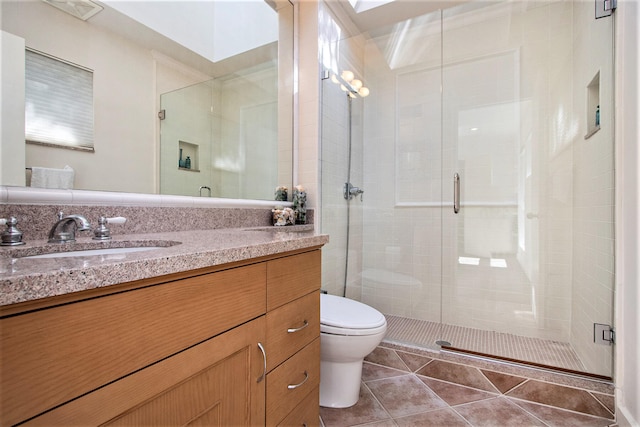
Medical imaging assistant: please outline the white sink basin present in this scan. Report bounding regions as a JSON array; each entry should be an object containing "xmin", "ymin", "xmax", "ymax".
[{"xmin": 23, "ymin": 246, "xmax": 165, "ymax": 259}]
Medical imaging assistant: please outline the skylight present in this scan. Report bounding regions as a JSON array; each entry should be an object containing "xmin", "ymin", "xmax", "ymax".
[{"xmin": 348, "ymin": 0, "xmax": 396, "ymax": 14}]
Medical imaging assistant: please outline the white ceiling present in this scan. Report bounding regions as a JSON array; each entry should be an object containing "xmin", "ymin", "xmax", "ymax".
[{"xmin": 102, "ymin": 0, "xmax": 278, "ymax": 63}]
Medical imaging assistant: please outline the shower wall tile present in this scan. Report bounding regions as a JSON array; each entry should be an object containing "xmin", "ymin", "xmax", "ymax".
[{"xmin": 569, "ymin": 0, "xmax": 615, "ymax": 377}]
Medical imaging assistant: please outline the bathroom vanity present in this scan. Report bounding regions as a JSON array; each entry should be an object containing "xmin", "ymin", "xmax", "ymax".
[{"xmin": 0, "ymin": 226, "xmax": 326, "ymax": 426}]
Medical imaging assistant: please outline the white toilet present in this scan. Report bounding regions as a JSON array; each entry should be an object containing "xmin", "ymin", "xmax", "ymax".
[{"xmin": 319, "ymin": 294, "xmax": 387, "ymax": 408}]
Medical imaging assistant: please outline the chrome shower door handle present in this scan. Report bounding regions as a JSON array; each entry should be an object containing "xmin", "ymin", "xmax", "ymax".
[{"xmin": 454, "ymin": 173, "xmax": 460, "ymax": 214}]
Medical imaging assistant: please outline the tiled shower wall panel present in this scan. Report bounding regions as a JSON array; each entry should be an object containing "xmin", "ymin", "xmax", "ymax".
[
  {"xmin": 359, "ymin": 2, "xmax": 580, "ymax": 341},
  {"xmin": 570, "ymin": 0, "xmax": 615, "ymax": 377}
]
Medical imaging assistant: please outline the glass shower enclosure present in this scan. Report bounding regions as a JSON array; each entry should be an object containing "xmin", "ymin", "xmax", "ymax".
[{"xmin": 320, "ymin": 0, "xmax": 615, "ymax": 378}]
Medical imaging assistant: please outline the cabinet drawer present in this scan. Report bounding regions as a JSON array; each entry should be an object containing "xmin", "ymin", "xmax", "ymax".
[
  {"xmin": 25, "ymin": 317, "xmax": 267, "ymax": 426},
  {"xmin": 266, "ymin": 338, "xmax": 320, "ymax": 425},
  {"xmin": 0, "ymin": 263, "xmax": 267, "ymax": 427},
  {"xmin": 276, "ymin": 387, "xmax": 319, "ymax": 427},
  {"xmin": 267, "ymin": 250, "xmax": 321, "ymax": 310},
  {"xmin": 266, "ymin": 291, "xmax": 319, "ymax": 371}
]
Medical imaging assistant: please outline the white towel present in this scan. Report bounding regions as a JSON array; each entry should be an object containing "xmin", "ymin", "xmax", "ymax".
[{"xmin": 30, "ymin": 165, "xmax": 75, "ymax": 189}]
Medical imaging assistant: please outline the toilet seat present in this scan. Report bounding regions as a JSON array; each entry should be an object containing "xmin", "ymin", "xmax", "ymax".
[{"xmin": 320, "ymin": 294, "xmax": 387, "ymax": 336}]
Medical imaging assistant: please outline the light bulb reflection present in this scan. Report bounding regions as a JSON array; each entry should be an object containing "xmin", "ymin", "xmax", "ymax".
[
  {"xmin": 358, "ymin": 87, "xmax": 370, "ymax": 97},
  {"xmin": 341, "ymin": 70, "xmax": 354, "ymax": 82}
]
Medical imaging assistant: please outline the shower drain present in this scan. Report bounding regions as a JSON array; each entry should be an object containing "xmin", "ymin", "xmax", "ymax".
[{"xmin": 435, "ymin": 340, "xmax": 452, "ymax": 346}]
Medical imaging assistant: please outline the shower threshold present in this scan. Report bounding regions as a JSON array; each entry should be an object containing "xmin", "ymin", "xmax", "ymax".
[{"xmin": 383, "ymin": 315, "xmax": 606, "ymax": 379}]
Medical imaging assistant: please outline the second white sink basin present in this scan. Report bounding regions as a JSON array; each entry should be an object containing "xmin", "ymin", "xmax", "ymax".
[{"xmin": 23, "ymin": 246, "xmax": 165, "ymax": 259}]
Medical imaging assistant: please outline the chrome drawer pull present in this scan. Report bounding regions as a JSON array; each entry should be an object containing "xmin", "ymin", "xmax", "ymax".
[
  {"xmin": 287, "ymin": 320, "xmax": 309, "ymax": 333},
  {"xmin": 257, "ymin": 342, "xmax": 266, "ymax": 383},
  {"xmin": 287, "ymin": 371, "xmax": 309, "ymax": 389}
]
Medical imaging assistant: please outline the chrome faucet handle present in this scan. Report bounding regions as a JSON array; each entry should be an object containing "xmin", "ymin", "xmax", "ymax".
[
  {"xmin": 0, "ymin": 217, "xmax": 25, "ymax": 246},
  {"xmin": 93, "ymin": 216, "xmax": 127, "ymax": 241}
]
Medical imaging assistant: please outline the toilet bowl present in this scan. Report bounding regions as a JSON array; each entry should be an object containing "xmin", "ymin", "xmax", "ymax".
[{"xmin": 319, "ymin": 294, "xmax": 387, "ymax": 408}]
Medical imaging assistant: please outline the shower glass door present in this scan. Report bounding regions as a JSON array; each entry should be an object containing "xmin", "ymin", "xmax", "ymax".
[
  {"xmin": 440, "ymin": 1, "xmax": 615, "ymax": 377},
  {"xmin": 319, "ymin": 0, "xmax": 615, "ymax": 379}
]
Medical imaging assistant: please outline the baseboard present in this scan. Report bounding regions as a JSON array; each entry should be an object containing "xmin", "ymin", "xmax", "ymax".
[{"xmin": 616, "ymin": 403, "xmax": 640, "ymax": 427}]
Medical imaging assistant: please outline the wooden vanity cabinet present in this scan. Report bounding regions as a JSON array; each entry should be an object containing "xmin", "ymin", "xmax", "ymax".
[
  {"xmin": 0, "ymin": 248, "xmax": 322, "ymax": 427},
  {"xmin": 26, "ymin": 317, "xmax": 267, "ymax": 426},
  {"xmin": 265, "ymin": 250, "xmax": 321, "ymax": 427}
]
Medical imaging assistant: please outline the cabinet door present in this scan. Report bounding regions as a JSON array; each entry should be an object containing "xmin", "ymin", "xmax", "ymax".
[
  {"xmin": 26, "ymin": 317, "xmax": 266, "ymax": 426},
  {"xmin": 1, "ymin": 263, "xmax": 266, "ymax": 426}
]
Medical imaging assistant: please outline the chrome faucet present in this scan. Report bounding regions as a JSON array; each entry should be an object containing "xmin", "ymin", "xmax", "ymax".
[
  {"xmin": 48, "ymin": 211, "xmax": 92, "ymax": 243},
  {"xmin": 344, "ymin": 182, "xmax": 364, "ymax": 201}
]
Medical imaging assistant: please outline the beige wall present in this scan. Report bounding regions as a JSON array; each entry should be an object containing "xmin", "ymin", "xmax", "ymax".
[
  {"xmin": 296, "ymin": 0, "xmax": 321, "ymax": 210},
  {"xmin": 0, "ymin": 30, "xmax": 25, "ymax": 187}
]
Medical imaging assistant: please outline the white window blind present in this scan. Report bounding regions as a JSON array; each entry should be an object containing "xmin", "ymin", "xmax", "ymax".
[{"xmin": 25, "ymin": 49, "xmax": 94, "ymax": 150}]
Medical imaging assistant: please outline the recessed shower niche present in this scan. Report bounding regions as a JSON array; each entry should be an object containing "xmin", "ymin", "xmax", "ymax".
[
  {"xmin": 585, "ymin": 72, "xmax": 600, "ymax": 139},
  {"xmin": 178, "ymin": 140, "xmax": 199, "ymax": 172}
]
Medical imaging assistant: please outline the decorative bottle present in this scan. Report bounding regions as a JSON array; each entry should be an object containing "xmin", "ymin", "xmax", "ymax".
[
  {"xmin": 275, "ymin": 186, "xmax": 288, "ymax": 202},
  {"xmin": 293, "ymin": 185, "xmax": 307, "ymax": 224}
]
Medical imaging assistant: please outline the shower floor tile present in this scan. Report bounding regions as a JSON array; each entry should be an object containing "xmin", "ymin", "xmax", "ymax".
[
  {"xmin": 384, "ymin": 315, "xmax": 586, "ymax": 372},
  {"xmin": 320, "ymin": 344, "xmax": 616, "ymax": 427}
]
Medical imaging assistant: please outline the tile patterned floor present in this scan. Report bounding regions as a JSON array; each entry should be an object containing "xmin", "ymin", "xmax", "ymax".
[
  {"xmin": 385, "ymin": 315, "xmax": 586, "ymax": 372},
  {"xmin": 320, "ymin": 344, "xmax": 616, "ymax": 427}
]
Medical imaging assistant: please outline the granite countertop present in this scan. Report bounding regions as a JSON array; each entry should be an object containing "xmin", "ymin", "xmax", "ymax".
[{"xmin": 0, "ymin": 226, "xmax": 328, "ymax": 307}]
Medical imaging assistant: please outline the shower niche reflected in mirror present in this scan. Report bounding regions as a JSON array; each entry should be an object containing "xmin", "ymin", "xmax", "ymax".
[
  {"xmin": 160, "ymin": 67, "xmax": 281, "ymax": 199},
  {"xmin": 178, "ymin": 141, "xmax": 199, "ymax": 172}
]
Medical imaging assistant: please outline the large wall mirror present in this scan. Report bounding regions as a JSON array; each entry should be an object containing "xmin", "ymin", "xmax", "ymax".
[{"xmin": 0, "ymin": 0, "xmax": 293, "ymax": 201}]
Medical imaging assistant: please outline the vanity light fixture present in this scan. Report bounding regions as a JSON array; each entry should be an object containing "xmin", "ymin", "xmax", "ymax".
[
  {"xmin": 331, "ymin": 70, "xmax": 370, "ymax": 98},
  {"xmin": 41, "ymin": 0, "xmax": 103, "ymax": 21}
]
